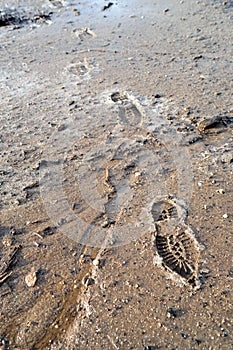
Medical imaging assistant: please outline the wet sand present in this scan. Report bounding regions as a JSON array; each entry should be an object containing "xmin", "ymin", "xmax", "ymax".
[{"xmin": 0, "ymin": 1, "xmax": 232, "ymax": 349}]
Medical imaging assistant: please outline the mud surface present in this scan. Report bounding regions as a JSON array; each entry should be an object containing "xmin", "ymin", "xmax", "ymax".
[{"xmin": 0, "ymin": 0, "xmax": 232, "ymax": 349}]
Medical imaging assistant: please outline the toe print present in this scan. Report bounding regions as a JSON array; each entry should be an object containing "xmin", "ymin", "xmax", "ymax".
[{"xmin": 151, "ymin": 197, "xmax": 187, "ymax": 224}]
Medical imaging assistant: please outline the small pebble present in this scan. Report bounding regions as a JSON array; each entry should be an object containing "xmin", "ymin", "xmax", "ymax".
[
  {"xmin": 135, "ymin": 171, "xmax": 141, "ymax": 177},
  {"xmin": 82, "ymin": 276, "xmax": 95, "ymax": 287},
  {"xmin": 223, "ymin": 213, "xmax": 228, "ymax": 219},
  {"xmin": 101, "ymin": 220, "xmax": 109, "ymax": 228},
  {"xmin": 73, "ymin": 9, "xmax": 80, "ymax": 16},
  {"xmin": 2, "ymin": 236, "xmax": 13, "ymax": 247},
  {"xmin": 93, "ymin": 258, "xmax": 99, "ymax": 266},
  {"xmin": 57, "ymin": 124, "xmax": 66, "ymax": 132},
  {"xmin": 25, "ymin": 268, "xmax": 37, "ymax": 287},
  {"xmin": 221, "ymin": 152, "xmax": 233, "ymax": 164},
  {"xmin": 181, "ymin": 333, "xmax": 188, "ymax": 339},
  {"xmin": 216, "ymin": 188, "xmax": 225, "ymax": 194}
]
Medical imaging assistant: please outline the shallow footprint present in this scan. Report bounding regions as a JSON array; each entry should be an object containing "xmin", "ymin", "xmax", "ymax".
[
  {"xmin": 73, "ymin": 27, "xmax": 96, "ymax": 40},
  {"xmin": 68, "ymin": 62, "xmax": 89, "ymax": 77},
  {"xmin": 66, "ymin": 58, "xmax": 97, "ymax": 82},
  {"xmin": 111, "ymin": 91, "xmax": 142, "ymax": 126}
]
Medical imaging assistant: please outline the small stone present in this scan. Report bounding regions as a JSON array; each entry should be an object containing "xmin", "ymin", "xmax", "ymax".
[
  {"xmin": 167, "ymin": 308, "xmax": 177, "ymax": 318},
  {"xmin": 93, "ymin": 258, "xmax": 99, "ymax": 266},
  {"xmin": 57, "ymin": 124, "xmax": 66, "ymax": 132},
  {"xmin": 223, "ymin": 213, "xmax": 228, "ymax": 219},
  {"xmin": 197, "ymin": 115, "xmax": 222, "ymax": 132},
  {"xmin": 221, "ymin": 152, "xmax": 233, "ymax": 164},
  {"xmin": 101, "ymin": 220, "xmax": 109, "ymax": 228},
  {"xmin": 25, "ymin": 268, "xmax": 37, "ymax": 287},
  {"xmin": 2, "ymin": 236, "xmax": 13, "ymax": 247},
  {"xmin": 181, "ymin": 333, "xmax": 188, "ymax": 339},
  {"xmin": 73, "ymin": 9, "xmax": 80, "ymax": 16},
  {"xmin": 153, "ymin": 93, "xmax": 162, "ymax": 98},
  {"xmin": 216, "ymin": 188, "xmax": 225, "ymax": 194},
  {"xmin": 201, "ymin": 268, "xmax": 210, "ymax": 274},
  {"xmin": 195, "ymin": 339, "xmax": 202, "ymax": 345},
  {"xmin": 134, "ymin": 171, "xmax": 141, "ymax": 177},
  {"xmin": 82, "ymin": 276, "xmax": 95, "ymax": 287}
]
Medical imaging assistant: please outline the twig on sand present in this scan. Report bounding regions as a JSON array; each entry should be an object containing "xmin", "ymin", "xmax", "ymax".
[{"xmin": 107, "ymin": 335, "xmax": 119, "ymax": 350}]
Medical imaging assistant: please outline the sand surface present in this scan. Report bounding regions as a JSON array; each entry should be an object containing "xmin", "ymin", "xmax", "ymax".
[{"xmin": 0, "ymin": 1, "xmax": 232, "ymax": 349}]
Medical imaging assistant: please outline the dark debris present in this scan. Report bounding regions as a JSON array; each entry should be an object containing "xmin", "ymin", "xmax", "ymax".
[
  {"xmin": 0, "ymin": 9, "xmax": 52, "ymax": 28},
  {"xmin": 102, "ymin": 2, "xmax": 114, "ymax": 11}
]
